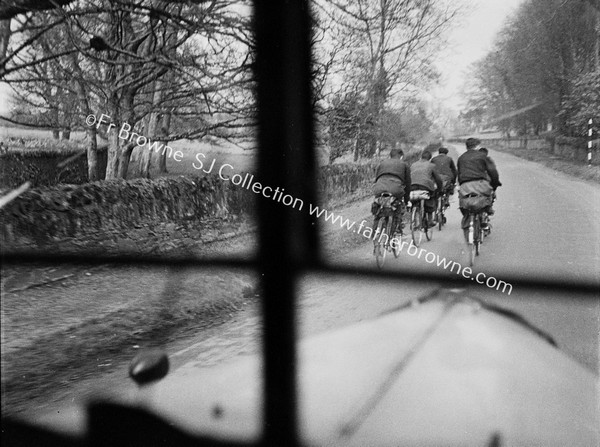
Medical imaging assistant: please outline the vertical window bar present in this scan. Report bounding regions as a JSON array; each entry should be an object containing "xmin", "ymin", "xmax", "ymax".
[{"xmin": 253, "ymin": 0, "xmax": 317, "ymax": 446}]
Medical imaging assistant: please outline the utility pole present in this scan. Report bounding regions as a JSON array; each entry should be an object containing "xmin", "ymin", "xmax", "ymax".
[{"xmin": 588, "ymin": 118, "xmax": 594, "ymax": 165}]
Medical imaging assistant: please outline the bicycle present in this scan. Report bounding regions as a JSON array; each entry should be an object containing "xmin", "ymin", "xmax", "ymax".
[
  {"xmin": 436, "ymin": 188, "xmax": 451, "ymax": 231},
  {"xmin": 409, "ymin": 190, "xmax": 433, "ymax": 247},
  {"xmin": 461, "ymin": 193, "xmax": 492, "ymax": 267},
  {"xmin": 372, "ymin": 193, "xmax": 404, "ymax": 268}
]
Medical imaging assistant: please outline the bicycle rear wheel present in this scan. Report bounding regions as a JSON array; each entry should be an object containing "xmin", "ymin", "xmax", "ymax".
[
  {"xmin": 389, "ymin": 216, "xmax": 401, "ymax": 258},
  {"xmin": 437, "ymin": 197, "xmax": 444, "ymax": 231},
  {"xmin": 374, "ymin": 216, "xmax": 388, "ymax": 268},
  {"xmin": 424, "ymin": 203, "xmax": 433, "ymax": 241},
  {"xmin": 475, "ymin": 213, "xmax": 482, "ymax": 256},
  {"xmin": 482, "ymin": 213, "xmax": 491, "ymax": 238},
  {"xmin": 411, "ymin": 205, "xmax": 422, "ymax": 247},
  {"xmin": 465, "ymin": 214, "xmax": 476, "ymax": 267}
]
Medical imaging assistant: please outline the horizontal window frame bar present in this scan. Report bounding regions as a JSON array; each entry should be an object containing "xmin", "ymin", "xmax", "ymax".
[{"xmin": 3, "ymin": 252, "xmax": 598, "ymax": 297}]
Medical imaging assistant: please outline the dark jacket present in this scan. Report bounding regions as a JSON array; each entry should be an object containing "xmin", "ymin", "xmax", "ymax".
[
  {"xmin": 457, "ymin": 149, "xmax": 501, "ymax": 188},
  {"xmin": 375, "ymin": 158, "xmax": 410, "ymax": 184},
  {"xmin": 374, "ymin": 158, "xmax": 411, "ymax": 203},
  {"xmin": 410, "ymin": 159, "xmax": 443, "ymax": 192},
  {"xmin": 431, "ymin": 153, "xmax": 457, "ymax": 183}
]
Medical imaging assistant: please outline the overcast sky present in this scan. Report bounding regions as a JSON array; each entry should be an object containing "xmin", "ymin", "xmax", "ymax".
[
  {"xmin": 0, "ymin": 0, "xmax": 525, "ymax": 119},
  {"xmin": 433, "ymin": 0, "xmax": 525, "ymax": 112}
]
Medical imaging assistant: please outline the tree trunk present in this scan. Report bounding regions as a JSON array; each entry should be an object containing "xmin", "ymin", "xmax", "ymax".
[
  {"xmin": 367, "ymin": 134, "xmax": 377, "ymax": 158},
  {"xmin": 139, "ymin": 84, "xmax": 164, "ymax": 178},
  {"xmin": 61, "ymin": 130, "xmax": 70, "ymax": 140},
  {"xmin": 72, "ymin": 61, "xmax": 100, "ymax": 181},
  {"xmin": 0, "ymin": 19, "xmax": 10, "ymax": 62},
  {"xmin": 157, "ymin": 111, "xmax": 171, "ymax": 173},
  {"xmin": 105, "ymin": 100, "xmax": 121, "ymax": 179},
  {"xmin": 85, "ymin": 125, "xmax": 100, "ymax": 181},
  {"xmin": 157, "ymin": 145, "xmax": 167, "ymax": 173},
  {"xmin": 118, "ymin": 143, "xmax": 134, "ymax": 178},
  {"xmin": 104, "ymin": 8, "xmax": 121, "ymax": 180},
  {"xmin": 139, "ymin": 113, "xmax": 158, "ymax": 178},
  {"xmin": 116, "ymin": 91, "xmax": 137, "ymax": 179},
  {"xmin": 137, "ymin": 116, "xmax": 152, "ymax": 178},
  {"xmin": 106, "ymin": 128, "xmax": 120, "ymax": 179},
  {"xmin": 51, "ymin": 105, "xmax": 60, "ymax": 139}
]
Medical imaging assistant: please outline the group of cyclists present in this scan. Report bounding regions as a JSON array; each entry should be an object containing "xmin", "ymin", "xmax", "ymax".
[{"xmin": 372, "ymin": 137, "xmax": 501, "ymax": 242}]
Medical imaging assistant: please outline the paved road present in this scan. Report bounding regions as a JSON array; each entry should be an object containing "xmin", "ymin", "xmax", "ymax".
[
  {"xmin": 26, "ymin": 145, "xmax": 600, "ymax": 427},
  {"xmin": 331, "ymin": 143, "xmax": 599, "ymax": 371},
  {"xmin": 162, "ymin": 144, "xmax": 599, "ymax": 388}
]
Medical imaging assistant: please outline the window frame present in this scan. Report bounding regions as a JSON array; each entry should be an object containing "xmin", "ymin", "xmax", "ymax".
[{"xmin": 2, "ymin": 1, "xmax": 599, "ymax": 446}]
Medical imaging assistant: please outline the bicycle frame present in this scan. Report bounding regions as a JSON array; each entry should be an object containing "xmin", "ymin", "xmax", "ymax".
[
  {"xmin": 465, "ymin": 208, "xmax": 489, "ymax": 266},
  {"xmin": 416, "ymin": 199, "xmax": 426, "ymax": 228},
  {"xmin": 410, "ymin": 196, "xmax": 432, "ymax": 246},
  {"xmin": 373, "ymin": 194, "xmax": 403, "ymax": 267},
  {"xmin": 466, "ymin": 212, "xmax": 480, "ymax": 245},
  {"xmin": 436, "ymin": 191, "xmax": 449, "ymax": 231},
  {"xmin": 373, "ymin": 195, "xmax": 395, "ymax": 232}
]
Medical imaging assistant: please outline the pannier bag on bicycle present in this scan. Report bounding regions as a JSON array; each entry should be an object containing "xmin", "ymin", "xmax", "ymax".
[
  {"xmin": 371, "ymin": 193, "xmax": 397, "ymax": 216},
  {"xmin": 458, "ymin": 179, "xmax": 493, "ymax": 211},
  {"xmin": 459, "ymin": 193, "xmax": 491, "ymax": 211},
  {"xmin": 409, "ymin": 190, "xmax": 430, "ymax": 201},
  {"xmin": 371, "ymin": 201, "xmax": 380, "ymax": 215}
]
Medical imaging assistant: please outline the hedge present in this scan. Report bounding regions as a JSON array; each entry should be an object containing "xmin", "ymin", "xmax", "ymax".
[
  {"xmin": 0, "ymin": 147, "xmax": 108, "ymax": 188},
  {"xmin": 1, "ymin": 161, "xmax": 384, "ymax": 248}
]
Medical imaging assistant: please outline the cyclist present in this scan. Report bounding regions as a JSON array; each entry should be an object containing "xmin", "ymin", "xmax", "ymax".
[
  {"xmin": 479, "ymin": 147, "xmax": 499, "ymax": 215},
  {"xmin": 410, "ymin": 150, "xmax": 443, "ymax": 226},
  {"xmin": 372, "ymin": 148, "xmax": 411, "ymax": 234},
  {"xmin": 432, "ymin": 146, "xmax": 457, "ymax": 191},
  {"xmin": 431, "ymin": 147, "xmax": 457, "ymax": 217},
  {"xmin": 479, "ymin": 147, "xmax": 498, "ymax": 175},
  {"xmin": 457, "ymin": 138, "xmax": 501, "ymax": 229}
]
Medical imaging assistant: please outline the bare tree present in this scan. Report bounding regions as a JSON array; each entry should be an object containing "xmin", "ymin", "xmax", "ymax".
[
  {"xmin": 463, "ymin": 0, "xmax": 600, "ymax": 136},
  {"xmin": 314, "ymin": 0, "xmax": 460, "ymax": 158},
  {"xmin": 2, "ymin": 0, "xmax": 254, "ymax": 180}
]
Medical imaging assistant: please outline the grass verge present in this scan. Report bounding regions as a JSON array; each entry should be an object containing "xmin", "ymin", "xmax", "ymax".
[
  {"xmin": 1, "ymin": 147, "xmax": 422, "ymax": 416},
  {"xmin": 494, "ymin": 147, "xmax": 600, "ymax": 183},
  {"xmin": 1, "ymin": 266, "xmax": 257, "ymax": 416}
]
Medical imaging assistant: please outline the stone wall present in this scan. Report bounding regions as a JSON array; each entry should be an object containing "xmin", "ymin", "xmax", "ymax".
[
  {"xmin": 0, "ymin": 176, "xmax": 253, "ymax": 247},
  {"xmin": 1, "ymin": 162, "xmax": 378, "ymax": 249},
  {"xmin": 0, "ymin": 148, "xmax": 108, "ymax": 188}
]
